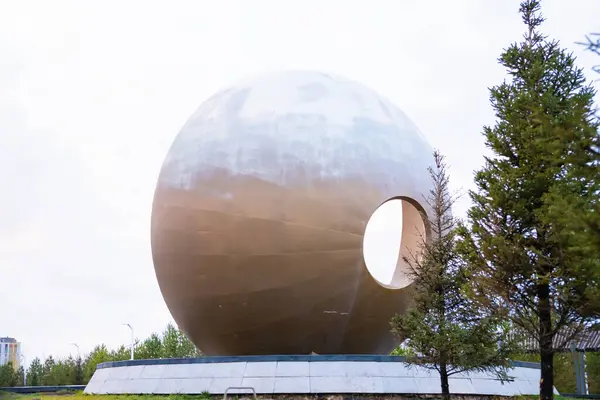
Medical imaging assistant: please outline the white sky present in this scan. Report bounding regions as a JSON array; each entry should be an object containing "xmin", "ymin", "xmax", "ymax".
[{"xmin": 1, "ymin": 0, "xmax": 598, "ymax": 365}]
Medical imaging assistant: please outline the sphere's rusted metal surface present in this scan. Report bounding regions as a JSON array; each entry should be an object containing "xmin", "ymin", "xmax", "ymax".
[{"xmin": 151, "ymin": 71, "xmax": 434, "ymax": 355}]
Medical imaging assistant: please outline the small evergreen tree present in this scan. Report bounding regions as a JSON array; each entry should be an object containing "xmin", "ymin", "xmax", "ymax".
[
  {"xmin": 74, "ymin": 356, "xmax": 83, "ymax": 385},
  {"xmin": 391, "ymin": 151, "xmax": 514, "ymax": 399},
  {"xmin": 162, "ymin": 323, "xmax": 202, "ymax": 358},
  {"xmin": 179, "ymin": 328, "xmax": 203, "ymax": 357},
  {"xmin": 26, "ymin": 357, "xmax": 43, "ymax": 386},
  {"xmin": 42, "ymin": 356, "xmax": 56, "ymax": 385},
  {"xmin": 458, "ymin": 1, "xmax": 600, "ymax": 399},
  {"xmin": 0, "ymin": 362, "xmax": 16, "ymax": 387},
  {"xmin": 136, "ymin": 333, "xmax": 163, "ymax": 359},
  {"xmin": 109, "ymin": 344, "xmax": 132, "ymax": 361},
  {"xmin": 14, "ymin": 366, "xmax": 25, "ymax": 386},
  {"xmin": 161, "ymin": 323, "xmax": 180, "ymax": 358},
  {"xmin": 52, "ymin": 358, "xmax": 75, "ymax": 385},
  {"xmin": 83, "ymin": 344, "xmax": 111, "ymax": 383}
]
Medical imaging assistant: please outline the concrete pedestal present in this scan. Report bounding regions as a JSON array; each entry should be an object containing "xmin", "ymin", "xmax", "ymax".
[{"xmin": 85, "ymin": 355, "xmax": 548, "ymax": 396}]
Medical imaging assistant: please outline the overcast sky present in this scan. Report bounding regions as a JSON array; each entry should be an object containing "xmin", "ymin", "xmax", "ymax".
[{"xmin": 1, "ymin": 0, "xmax": 598, "ymax": 365}]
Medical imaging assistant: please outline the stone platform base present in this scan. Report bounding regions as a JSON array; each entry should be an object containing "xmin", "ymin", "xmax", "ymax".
[{"xmin": 85, "ymin": 355, "xmax": 545, "ymax": 396}]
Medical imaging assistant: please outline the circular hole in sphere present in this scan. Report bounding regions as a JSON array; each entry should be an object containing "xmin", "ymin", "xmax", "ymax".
[{"xmin": 362, "ymin": 197, "xmax": 427, "ymax": 289}]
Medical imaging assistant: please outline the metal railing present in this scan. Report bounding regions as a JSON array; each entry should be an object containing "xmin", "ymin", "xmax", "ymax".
[
  {"xmin": 223, "ymin": 386, "xmax": 257, "ymax": 400},
  {"xmin": 0, "ymin": 385, "xmax": 86, "ymax": 394}
]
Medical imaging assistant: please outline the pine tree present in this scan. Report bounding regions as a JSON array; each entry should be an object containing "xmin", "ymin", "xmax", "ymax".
[
  {"xmin": 161, "ymin": 323, "xmax": 180, "ymax": 358},
  {"xmin": 14, "ymin": 366, "xmax": 25, "ymax": 386},
  {"xmin": 179, "ymin": 329, "xmax": 203, "ymax": 357},
  {"xmin": 83, "ymin": 344, "xmax": 111, "ymax": 383},
  {"xmin": 458, "ymin": 1, "xmax": 600, "ymax": 399},
  {"xmin": 26, "ymin": 357, "xmax": 43, "ymax": 386},
  {"xmin": 391, "ymin": 151, "xmax": 514, "ymax": 399},
  {"xmin": 110, "ymin": 345, "xmax": 132, "ymax": 361},
  {"xmin": 135, "ymin": 333, "xmax": 163, "ymax": 359},
  {"xmin": 74, "ymin": 355, "xmax": 83, "ymax": 385},
  {"xmin": 42, "ymin": 356, "xmax": 56, "ymax": 386},
  {"xmin": 161, "ymin": 323, "xmax": 202, "ymax": 358},
  {"xmin": 0, "ymin": 362, "xmax": 16, "ymax": 387}
]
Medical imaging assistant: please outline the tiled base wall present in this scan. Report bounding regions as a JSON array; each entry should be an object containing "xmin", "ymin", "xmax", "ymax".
[{"xmin": 85, "ymin": 360, "xmax": 548, "ymax": 395}]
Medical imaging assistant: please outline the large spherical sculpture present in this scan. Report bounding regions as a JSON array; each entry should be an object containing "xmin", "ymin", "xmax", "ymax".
[{"xmin": 152, "ymin": 70, "xmax": 434, "ymax": 355}]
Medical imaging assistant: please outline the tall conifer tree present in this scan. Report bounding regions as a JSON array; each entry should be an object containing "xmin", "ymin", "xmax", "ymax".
[
  {"xmin": 391, "ymin": 151, "xmax": 513, "ymax": 399},
  {"xmin": 458, "ymin": 1, "xmax": 600, "ymax": 399}
]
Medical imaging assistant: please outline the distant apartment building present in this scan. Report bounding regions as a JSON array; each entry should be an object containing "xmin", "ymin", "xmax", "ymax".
[{"xmin": 0, "ymin": 337, "xmax": 21, "ymax": 370}]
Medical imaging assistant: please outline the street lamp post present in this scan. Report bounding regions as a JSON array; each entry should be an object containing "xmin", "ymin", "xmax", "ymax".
[
  {"xmin": 70, "ymin": 342, "xmax": 84, "ymax": 385},
  {"xmin": 122, "ymin": 323, "xmax": 134, "ymax": 360},
  {"xmin": 69, "ymin": 343, "xmax": 80, "ymax": 359},
  {"xmin": 19, "ymin": 354, "xmax": 26, "ymax": 386}
]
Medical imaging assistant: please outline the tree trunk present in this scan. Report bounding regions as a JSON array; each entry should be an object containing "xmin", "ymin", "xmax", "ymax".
[
  {"xmin": 440, "ymin": 362, "xmax": 450, "ymax": 400},
  {"xmin": 540, "ymin": 346, "xmax": 554, "ymax": 400},
  {"xmin": 539, "ymin": 281, "xmax": 554, "ymax": 400}
]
